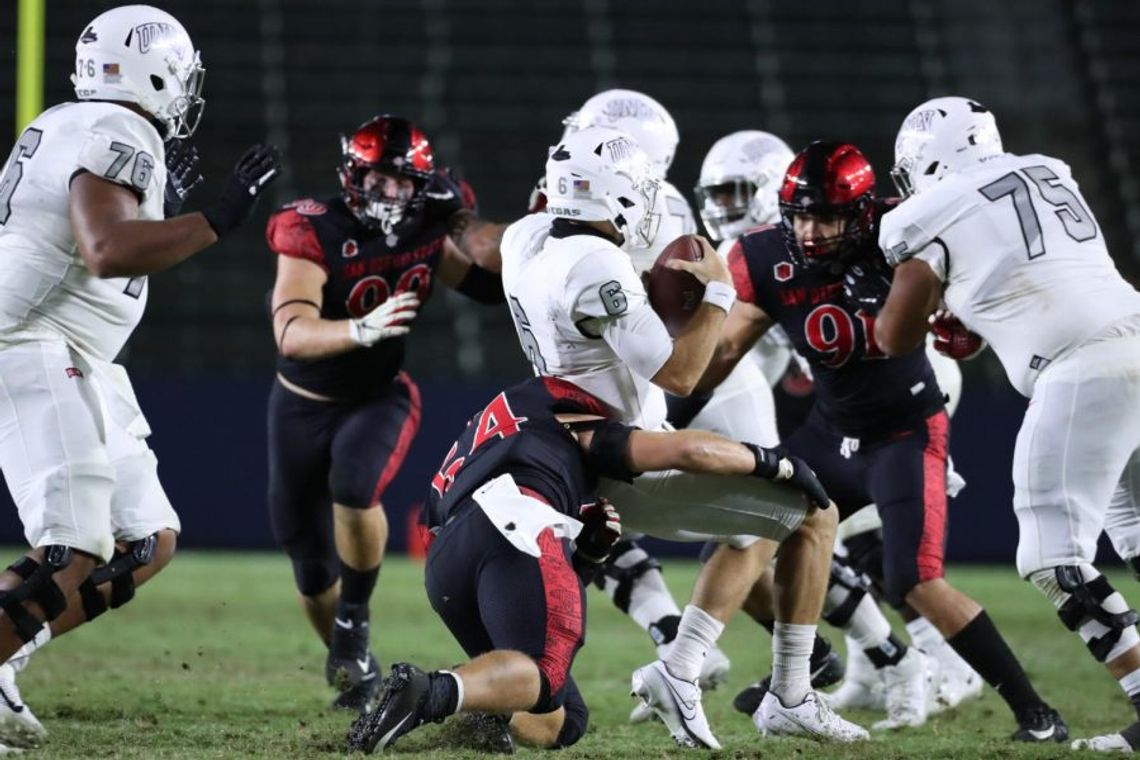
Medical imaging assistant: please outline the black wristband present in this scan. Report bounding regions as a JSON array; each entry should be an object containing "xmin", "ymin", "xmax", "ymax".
[
  {"xmin": 455, "ymin": 264, "xmax": 505, "ymax": 304},
  {"xmin": 743, "ymin": 442, "xmax": 781, "ymax": 480}
]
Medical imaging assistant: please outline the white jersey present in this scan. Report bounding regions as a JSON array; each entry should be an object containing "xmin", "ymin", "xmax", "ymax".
[
  {"xmin": 880, "ymin": 152, "xmax": 1140, "ymax": 397},
  {"xmin": 501, "ymin": 213, "xmax": 673, "ymax": 428},
  {"xmin": 0, "ymin": 102, "xmax": 166, "ymax": 361},
  {"xmin": 628, "ymin": 180, "xmax": 698, "ymax": 273}
]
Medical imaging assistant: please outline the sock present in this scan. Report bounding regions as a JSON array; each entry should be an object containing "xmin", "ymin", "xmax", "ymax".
[
  {"xmin": 947, "ymin": 610, "xmax": 1043, "ymax": 714},
  {"xmin": 8, "ymin": 626, "xmax": 50, "ymax": 674},
  {"xmin": 665, "ymin": 605, "xmax": 724, "ymax": 682},
  {"xmin": 1120, "ymin": 668, "xmax": 1140, "ymax": 720},
  {"xmin": 602, "ymin": 545, "xmax": 682, "ymax": 639},
  {"xmin": 843, "ymin": 595, "xmax": 906, "ymax": 668},
  {"xmin": 905, "ymin": 616, "xmax": 943, "ymax": 652},
  {"xmin": 428, "ymin": 670, "xmax": 463, "ymax": 719},
  {"xmin": 771, "ymin": 622, "xmax": 815, "ymax": 705},
  {"xmin": 337, "ymin": 562, "xmax": 379, "ymax": 618}
]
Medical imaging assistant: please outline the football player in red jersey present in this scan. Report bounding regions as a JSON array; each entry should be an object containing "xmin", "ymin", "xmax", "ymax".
[
  {"xmin": 699, "ymin": 140, "xmax": 1065, "ymax": 742},
  {"xmin": 265, "ymin": 115, "xmax": 506, "ymax": 711}
]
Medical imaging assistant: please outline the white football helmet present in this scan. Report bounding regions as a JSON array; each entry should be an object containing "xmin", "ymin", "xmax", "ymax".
[
  {"xmin": 71, "ymin": 5, "xmax": 205, "ymax": 138},
  {"xmin": 891, "ymin": 96, "xmax": 1003, "ymax": 197},
  {"xmin": 695, "ymin": 130, "xmax": 794, "ymax": 241},
  {"xmin": 564, "ymin": 90, "xmax": 678, "ymax": 180},
  {"xmin": 544, "ymin": 126, "xmax": 661, "ymax": 251}
]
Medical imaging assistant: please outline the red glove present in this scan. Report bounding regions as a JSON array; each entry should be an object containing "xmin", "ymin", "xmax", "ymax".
[
  {"xmin": 930, "ymin": 310, "xmax": 986, "ymax": 360},
  {"xmin": 575, "ymin": 498, "xmax": 621, "ymax": 563}
]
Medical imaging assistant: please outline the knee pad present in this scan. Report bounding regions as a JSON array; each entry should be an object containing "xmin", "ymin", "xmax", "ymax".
[
  {"xmin": 595, "ymin": 540, "xmax": 662, "ymax": 614},
  {"xmin": 1030, "ymin": 564, "xmax": 1140, "ymax": 662},
  {"xmin": 843, "ymin": 529, "xmax": 886, "ymax": 594},
  {"xmin": 0, "ymin": 545, "xmax": 73, "ymax": 642},
  {"xmin": 291, "ymin": 557, "xmax": 339, "ymax": 598},
  {"xmin": 823, "ymin": 554, "xmax": 871, "ymax": 627},
  {"xmin": 553, "ymin": 682, "xmax": 589, "ymax": 748},
  {"xmin": 78, "ymin": 534, "xmax": 157, "ymax": 622}
]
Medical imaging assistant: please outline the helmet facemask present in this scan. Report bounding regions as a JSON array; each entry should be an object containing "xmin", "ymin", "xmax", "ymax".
[
  {"xmin": 613, "ymin": 173, "xmax": 661, "ymax": 250},
  {"xmin": 339, "ymin": 158, "xmax": 427, "ymax": 235}
]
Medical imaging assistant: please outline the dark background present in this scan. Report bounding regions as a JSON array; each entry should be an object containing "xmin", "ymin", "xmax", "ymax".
[{"xmin": 0, "ymin": 0, "xmax": 1137, "ymax": 562}]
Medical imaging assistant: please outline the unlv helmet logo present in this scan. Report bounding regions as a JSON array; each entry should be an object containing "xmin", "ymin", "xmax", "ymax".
[
  {"xmin": 774, "ymin": 262, "xmax": 794, "ymax": 282},
  {"xmin": 342, "ymin": 239, "xmax": 359, "ymax": 258}
]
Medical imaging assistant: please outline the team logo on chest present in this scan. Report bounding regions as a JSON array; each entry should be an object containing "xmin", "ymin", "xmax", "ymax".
[
  {"xmin": 342, "ymin": 239, "xmax": 359, "ymax": 258},
  {"xmin": 774, "ymin": 262, "xmax": 794, "ymax": 282}
]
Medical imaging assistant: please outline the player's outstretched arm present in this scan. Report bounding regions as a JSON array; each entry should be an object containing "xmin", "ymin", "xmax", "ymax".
[
  {"xmin": 437, "ymin": 236, "xmax": 505, "ymax": 304},
  {"xmin": 875, "ymin": 258, "xmax": 942, "ymax": 355},
  {"xmin": 70, "ymin": 143, "xmax": 280, "ymax": 278},
  {"xmin": 650, "ymin": 236, "xmax": 736, "ymax": 396},
  {"xmin": 695, "ymin": 300, "xmax": 773, "ymax": 393}
]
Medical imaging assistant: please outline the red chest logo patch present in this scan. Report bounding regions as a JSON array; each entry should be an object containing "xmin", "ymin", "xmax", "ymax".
[
  {"xmin": 774, "ymin": 262, "xmax": 794, "ymax": 282},
  {"xmin": 342, "ymin": 239, "xmax": 359, "ymax": 258}
]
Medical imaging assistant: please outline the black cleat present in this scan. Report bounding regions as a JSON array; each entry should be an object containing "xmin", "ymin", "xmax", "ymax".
[
  {"xmin": 732, "ymin": 647, "xmax": 845, "ymax": 716},
  {"xmin": 326, "ymin": 615, "xmax": 380, "ymax": 713},
  {"xmin": 1011, "ymin": 705, "xmax": 1068, "ymax": 743},
  {"xmin": 347, "ymin": 663, "xmax": 433, "ymax": 753}
]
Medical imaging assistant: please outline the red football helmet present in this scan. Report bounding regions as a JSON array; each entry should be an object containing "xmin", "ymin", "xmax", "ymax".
[
  {"xmin": 339, "ymin": 115, "xmax": 435, "ymax": 233},
  {"xmin": 778, "ymin": 141, "xmax": 876, "ymax": 270}
]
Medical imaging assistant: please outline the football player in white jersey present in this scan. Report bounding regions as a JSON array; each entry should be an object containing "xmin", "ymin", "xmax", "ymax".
[
  {"xmin": 555, "ymin": 90, "xmax": 735, "ymax": 698},
  {"xmin": 501, "ymin": 126, "xmax": 867, "ymax": 746},
  {"xmin": 875, "ymin": 96, "xmax": 1140, "ymax": 751},
  {"xmin": 0, "ymin": 5, "xmax": 280, "ymax": 746}
]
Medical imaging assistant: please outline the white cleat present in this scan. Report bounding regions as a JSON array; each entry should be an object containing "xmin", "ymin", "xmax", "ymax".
[
  {"xmin": 931, "ymin": 648, "xmax": 983, "ymax": 711},
  {"xmin": 698, "ymin": 645, "xmax": 731, "ymax": 691},
  {"xmin": 1071, "ymin": 733, "xmax": 1133, "ymax": 752},
  {"xmin": 0, "ymin": 665, "xmax": 44, "ymax": 749},
  {"xmin": 822, "ymin": 640, "xmax": 885, "ymax": 711},
  {"xmin": 628, "ymin": 699, "xmax": 657, "ymax": 724},
  {"xmin": 630, "ymin": 661, "xmax": 721, "ymax": 749},
  {"xmin": 754, "ymin": 690, "xmax": 869, "ymax": 742},
  {"xmin": 873, "ymin": 649, "xmax": 928, "ymax": 730}
]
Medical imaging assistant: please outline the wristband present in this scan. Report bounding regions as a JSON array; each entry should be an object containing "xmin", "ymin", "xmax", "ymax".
[{"xmin": 703, "ymin": 280, "xmax": 736, "ymax": 313}]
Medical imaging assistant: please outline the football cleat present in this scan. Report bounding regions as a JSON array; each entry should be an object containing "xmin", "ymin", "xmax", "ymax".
[
  {"xmin": 440, "ymin": 712, "xmax": 515, "ymax": 754},
  {"xmin": 698, "ymin": 645, "xmax": 731, "ymax": 691},
  {"xmin": 346, "ymin": 663, "xmax": 434, "ymax": 753},
  {"xmin": 873, "ymin": 649, "xmax": 928, "ymax": 730},
  {"xmin": 754, "ymin": 690, "xmax": 869, "ymax": 742},
  {"xmin": 630, "ymin": 660, "xmax": 721, "ymax": 749},
  {"xmin": 822, "ymin": 643, "xmax": 885, "ymax": 711},
  {"xmin": 733, "ymin": 644, "xmax": 844, "ymax": 716},
  {"xmin": 326, "ymin": 615, "xmax": 380, "ymax": 713},
  {"xmin": 929, "ymin": 645, "xmax": 983, "ymax": 711},
  {"xmin": 0, "ymin": 664, "xmax": 45, "ymax": 749},
  {"xmin": 1011, "ymin": 705, "xmax": 1068, "ymax": 743}
]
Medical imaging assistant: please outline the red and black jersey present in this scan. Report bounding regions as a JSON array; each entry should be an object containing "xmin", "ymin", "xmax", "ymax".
[
  {"xmin": 728, "ymin": 211, "xmax": 943, "ymax": 440},
  {"xmin": 266, "ymin": 196, "xmax": 451, "ymax": 399},
  {"xmin": 425, "ymin": 376, "xmax": 618, "ymax": 530}
]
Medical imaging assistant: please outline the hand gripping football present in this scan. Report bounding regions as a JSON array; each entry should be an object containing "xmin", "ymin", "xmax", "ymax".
[
  {"xmin": 646, "ymin": 234, "xmax": 706, "ymax": 336},
  {"xmin": 930, "ymin": 310, "xmax": 986, "ymax": 360}
]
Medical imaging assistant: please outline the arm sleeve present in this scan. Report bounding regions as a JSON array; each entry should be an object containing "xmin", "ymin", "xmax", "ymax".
[
  {"xmin": 727, "ymin": 240, "xmax": 756, "ymax": 304},
  {"xmin": 566, "ymin": 247, "xmax": 674, "ymax": 380},
  {"xmin": 76, "ymin": 113, "xmax": 165, "ymax": 199},
  {"xmin": 265, "ymin": 207, "xmax": 328, "ymax": 272}
]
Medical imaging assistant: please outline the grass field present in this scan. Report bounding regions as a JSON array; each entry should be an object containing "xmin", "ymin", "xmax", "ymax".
[{"xmin": 18, "ymin": 552, "xmax": 1137, "ymax": 758}]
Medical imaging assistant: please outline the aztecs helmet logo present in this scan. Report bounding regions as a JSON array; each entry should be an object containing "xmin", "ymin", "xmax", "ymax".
[
  {"xmin": 774, "ymin": 261, "xmax": 794, "ymax": 282},
  {"xmin": 342, "ymin": 239, "xmax": 359, "ymax": 258}
]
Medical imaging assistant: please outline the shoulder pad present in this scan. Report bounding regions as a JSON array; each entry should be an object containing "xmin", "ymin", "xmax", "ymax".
[{"xmin": 266, "ymin": 205, "xmax": 327, "ymax": 269}]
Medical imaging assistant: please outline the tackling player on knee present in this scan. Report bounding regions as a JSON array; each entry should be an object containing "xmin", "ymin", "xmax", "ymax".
[
  {"xmin": 265, "ymin": 115, "xmax": 506, "ymax": 711},
  {"xmin": 876, "ymin": 96, "xmax": 1140, "ymax": 751},
  {"xmin": 0, "ymin": 4, "xmax": 280, "ymax": 748}
]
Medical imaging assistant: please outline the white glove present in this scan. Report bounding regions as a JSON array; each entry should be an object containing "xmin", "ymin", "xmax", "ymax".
[{"xmin": 348, "ymin": 292, "xmax": 420, "ymax": 347}]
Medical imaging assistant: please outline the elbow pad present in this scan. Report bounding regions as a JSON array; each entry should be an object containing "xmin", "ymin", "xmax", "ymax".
[
  {"xmin": 456, "ymin": 264, "xmax": 505, "ymax": 304},
  {"xmin": 584, "ymin": 420, "xmax": 642, "ymax": 482}
]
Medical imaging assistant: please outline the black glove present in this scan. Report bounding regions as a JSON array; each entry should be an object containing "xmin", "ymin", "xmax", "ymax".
[
  {"xmin": 575, "ymin": 498, "xmax": 622, "ymax": 564},
  {"xmin": 163, "ymin": 139, "xmax": 203, "ymax": 218},
  {"xmin": 423, "ymin": 168, "xmax": 467, "ymax": 221},
  {"xmin": 202, "ymin": 144, "xmax": 281, "ymax": 238},
  {"xmin": 841, "ymin": 259, "xmax": 893, "ymax": 316},
  {"xmin": 744, "ymin": 443, "xmax": 830, "ymax": 509}
]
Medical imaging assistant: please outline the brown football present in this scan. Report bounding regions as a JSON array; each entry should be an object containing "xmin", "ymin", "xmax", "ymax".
[{"xmin": 647, "ymin": 234, "xmax": 705, "ymax": 336}]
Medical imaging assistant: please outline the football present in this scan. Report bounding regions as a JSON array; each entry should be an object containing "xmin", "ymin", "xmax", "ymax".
[{"xmin": 646, "ymin": 234, "xmax": 705, "ymax": 336}]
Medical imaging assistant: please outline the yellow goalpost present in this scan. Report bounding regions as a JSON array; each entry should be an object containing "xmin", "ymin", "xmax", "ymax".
[{"xmin": 16, "ymin": 0, "xmax": 45, "ymax": 134}]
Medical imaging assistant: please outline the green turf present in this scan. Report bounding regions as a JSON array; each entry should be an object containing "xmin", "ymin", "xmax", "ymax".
[{"xmin": 19, "ymin": 552, "xmax": 1135, "ymax": 758}]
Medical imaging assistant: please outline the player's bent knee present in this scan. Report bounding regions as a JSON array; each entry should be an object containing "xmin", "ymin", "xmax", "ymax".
[
  {"xmin": 291, "ymin": 558, "xmax": 339, "ymax": 598},
  {"xmin": 1030, "ymin": 564, "xmax": 1140, "ymax": 662},
  {"xmin": 0, "ymin": 545, "xmax": 73, "ymax": 642},
  {"xmin": 78, "ymin": 533, "xmax": 162, "ymax": 621}
]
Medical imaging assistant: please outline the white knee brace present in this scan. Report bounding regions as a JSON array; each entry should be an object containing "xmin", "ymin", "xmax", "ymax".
[{"xmin": 1030, "ymin": 564, "xmax": 1140, "ymax": 663}]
